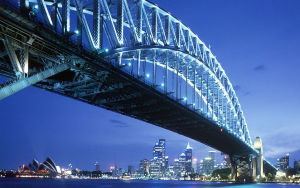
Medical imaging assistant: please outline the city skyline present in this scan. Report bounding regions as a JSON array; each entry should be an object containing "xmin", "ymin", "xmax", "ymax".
[{"xmin": 0, "ymin": 0, "xmax": 300, "ymax": 173}]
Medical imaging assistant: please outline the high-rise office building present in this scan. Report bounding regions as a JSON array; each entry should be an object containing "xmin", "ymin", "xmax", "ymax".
[
  {"xmin": 201, "ymin": 157, "xmax": 214, "ymax": 175},
  {"xmin": 94, "ymin": 162, "xmax": 100, "ymax": 171},
  {"xmin": 149, "ymin": 139, "xmax": 168, "ymax": 178},
  {"xmin": 128, "ymin": 165, "xmax": 134, "ymax": 175},
  {"xmin": 185, "ymin": 143, "xmax": 193, "ymax": 174},
  {"xmin": 139, "ymin": 159, "xmax": 149, "ymax": 176},
  {"xmin": 223, "ymin": 155, "xmax": 231, "ymax": 168},
  {"xmin": 173, "ymin": 158, "xmax": 181, "ymax": 177},
  {"xmin": 209, "ymin": 151, "xmax": 216, "ymax": 167},
  {"xmin": 179, "ymin": 152, "xmax": 186, "ymax": 172},
  {"xmin": 150, "ymin": 158, "xmax": 163, "ymax": 178},
  {"xmin": 192, "ymin": 158, "xmax": 198, "ymax": 173},
  {"xmin": 279, "ymin": 154, "xmax": 289, "ymax": 172},
  {"xmin": 294, "ymin": 160, "xmax": 300, "ymax": 174},
  {"xmin": 153, "ymin": 139, "xmax": 166, "ymax": 159}
]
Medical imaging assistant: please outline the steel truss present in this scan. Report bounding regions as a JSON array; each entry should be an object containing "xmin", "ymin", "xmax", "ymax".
[{"xmin": 2, "ymin": 0, "xmax": 251, "ymax": 146}]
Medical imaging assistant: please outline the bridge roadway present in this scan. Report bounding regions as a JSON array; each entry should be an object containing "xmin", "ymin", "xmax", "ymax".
[{"xmin": 0, "ymin": 0, "xmax": 276, "ymax": 177}]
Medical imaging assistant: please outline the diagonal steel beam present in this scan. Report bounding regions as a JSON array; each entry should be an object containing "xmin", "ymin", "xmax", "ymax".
[{"xmin": 0, "ymin": 63, "xmax": 69, "ymax": 100}]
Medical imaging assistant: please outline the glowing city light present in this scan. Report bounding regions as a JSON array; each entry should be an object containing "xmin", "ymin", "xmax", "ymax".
[
  {"xmin": 74, "ymin": 30, "xmax": 79, "ymax": 35},
  {"xmin": 183, "ymin": 97, "xmax": 187, "ymax": 101},
  {"xmin": 146, "ymin": 73, "xmax": 150, "ymax": 78},
  {"xmin": 105, "ymin": 48, "xmax": 109, "ymax": 52},
  {"xmin": 161, "ymin": 83, "xmax": 164, "ymax": 87},
  {"xmin": 128, "ymin": 62, "xmax": 132, "ymax": 66},
  {"xmin": 34, "ymin": 4, "xmax": 38, "ymax": 9}
]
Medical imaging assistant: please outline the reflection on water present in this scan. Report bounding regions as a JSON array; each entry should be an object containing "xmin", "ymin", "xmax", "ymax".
[{"xmin": 0, "ymin": 179, "xmax": 299, "ymax": 188}]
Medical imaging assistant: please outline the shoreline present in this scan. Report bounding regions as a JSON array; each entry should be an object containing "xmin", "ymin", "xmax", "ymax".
[{"xmin": 1, "ymin": 176, "xmax": 299, "ymax": 184}]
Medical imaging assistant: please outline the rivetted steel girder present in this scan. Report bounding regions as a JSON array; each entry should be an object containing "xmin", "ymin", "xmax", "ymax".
[{"xmin": 0, "ymin": 63, "xmax": 69, "ymax": 100}]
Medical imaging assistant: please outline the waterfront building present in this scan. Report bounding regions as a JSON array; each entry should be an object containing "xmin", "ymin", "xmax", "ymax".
[
  {"xmin": 149, "ymin": 158, "xmax": 163, "ymax": 178},
  {"xmin": 279, "ymin": 154, "xmax": 290, "ymax": 172},
  {"xmin": 192, "ymin": 158, "xmax": 198, "ymax": 173},
  {"xmin": 166, "ymin": 165, "xmax": 175, "ymax": 178},
  {"xmin": 94, "ymin": 162, "xmax": 100, "ymax": 171},
  {"xmin": 149, "ymin": 139, "xmax": 169, "ymax": 178},
  {"xmin": 209, "ymin": 151, "xmax": 216, "ymax": 168},
  {"xmin": 223, "ymin": 155, "xmax": 231, "ymax": 168},
  {"xmin": 199, "ymin": 157, "xmax": 214, "ymax": 175},
  {"xmin": 68, "ymin": 164, "xmax": 72, "ymax": 170},
  {"xmin": 294, "ymin": 160, "xmax": 300, "ymax": 174},
  {"xmin": 173, "ymin": 158, "xmax": 181, "ymax": 178},
  {"xmin": 153, "ymin": 139, "xmax": 166, "ymax": 159},
  {"xmin": 112, "ymin": 166, "xmax": 123, "ymax": 177},
  {"xmin": 128, "ymin": 165, "xmax": 134, "ymax": 175},
  {"xmin": 139, "ymin": 159, "xmax": 149, "ymax": 176},
  {"xmin": 185, "ymin": 143, "xmax": 193, "ymax": 174},
  {"xmin": 21, "ymin": 157, "xmax": 58, "ymax": 177}
]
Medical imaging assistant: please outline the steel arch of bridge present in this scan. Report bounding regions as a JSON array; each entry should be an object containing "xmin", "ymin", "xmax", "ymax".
[{"xmin": 8, "ymin": 0, "xmax": 251, "ymax": 145}]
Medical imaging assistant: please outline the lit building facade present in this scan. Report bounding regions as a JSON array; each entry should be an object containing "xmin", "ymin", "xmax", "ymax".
[
  {"xmin": 185, "ymin": 143, "xmax": 193, "ymax": 174},
  {"xmin": 139, "ymin": 159, "xmax": 149, "ymax": 176},
  {"xmin": 294, "ymin": 160, "xmax": 300, "ymax": 174},
  {"xmin": 279, "ymin": 154, "xmax": 289, "ymax": 172},
  {"xmin": 94, "ymin": 162, "xmax": 100, "ymax": 171},
  {"xmin": 199, "ymin": 157, "xmax": 214, "ymax": 175},
  {"xmin": 209, "ymin": 151, "xmax": 216, "ymax": 168},
  {"xmin": 149, "ymin": 139, "xmax": 168, "ymax": 178}
]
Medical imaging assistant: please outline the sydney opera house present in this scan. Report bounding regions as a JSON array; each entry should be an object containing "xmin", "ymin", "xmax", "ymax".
[{"xmin": 21, "ymin": 157, "xmax": 59, "ymax": 177}]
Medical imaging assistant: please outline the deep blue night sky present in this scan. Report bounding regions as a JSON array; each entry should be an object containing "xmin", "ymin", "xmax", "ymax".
[{"xmin": 0, "ymin": 0, "xmax": 300, "ymax": 171}]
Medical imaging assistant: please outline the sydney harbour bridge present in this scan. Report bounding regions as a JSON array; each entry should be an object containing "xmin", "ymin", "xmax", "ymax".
[{"xmin": 0, "ymin": 0, "xmax": 277, "ymax": 181}]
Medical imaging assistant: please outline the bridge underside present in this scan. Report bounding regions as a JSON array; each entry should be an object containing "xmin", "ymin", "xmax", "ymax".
[
  {"xmin": 0, "ymin": 1, "xmax": 277, "ymax": 177},
  {"xmin": 0, "ymin": 2, "xmax": 253, "ymax": 157}
]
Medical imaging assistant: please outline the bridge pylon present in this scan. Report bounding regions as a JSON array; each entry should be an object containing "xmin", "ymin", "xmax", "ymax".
[
  {"xmin": 253, "ymin": 136, "xmax": 264, "ymax": 179},
  {"xmin": 230, "ymin": 155, "xmax": 254, "ymax": 183},
  {"xmin": 230, "ymin": 136, "xmax": 265, "ymax": 183}
]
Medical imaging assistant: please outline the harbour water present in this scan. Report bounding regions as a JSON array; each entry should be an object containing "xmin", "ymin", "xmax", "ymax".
[{"xmin": 0, "ymin": 179, "xmax": 299, "ymax": 188}]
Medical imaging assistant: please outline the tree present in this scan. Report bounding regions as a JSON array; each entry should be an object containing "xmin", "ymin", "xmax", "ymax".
[{"xmin": 212, "ymin": 168, "xmax": 231, "ymax": 180}]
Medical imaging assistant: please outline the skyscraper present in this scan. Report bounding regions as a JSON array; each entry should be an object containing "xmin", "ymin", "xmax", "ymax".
[
  {"xmin": 192, "ymin": 158, "xmax": 198, "ymax": 173},
  {"xmin": 94, "ymin": 162, "xmax": 100, "ymax": 171},
  {"xmin": 185, "ymin": 143, "xmax": 193, "ymax": 174},
  {"xmin": 149, "ymin": 139, "xmax": 168, "ymax": 178},
  {"xmin": 279, "ymin": 154, "xmax": 289, "ymax": 172},
  {"xmin": 139, "ymin": 159, "xmax": 149, "ymax": 176},
  {"xmin": 294, "ymin": 160, "xmax": 300, "ymax": 174},
  {"xmin": 223, "ymin": 155, "xmax": 231, "ymax": 168},
  {"xmin": 208, "ymin": 151, "xmax": 216, "ymax": 168},
  {"xmin": 128, "ymin": 165, "xmax": 134, "ymax": 175},
  {"xmin": 153, "ymin": 139, "xmax": 166, "ymax": 159},
  {"xmin": 201, "ymin": 157, "xmax": 214, "ymax": 175}
]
